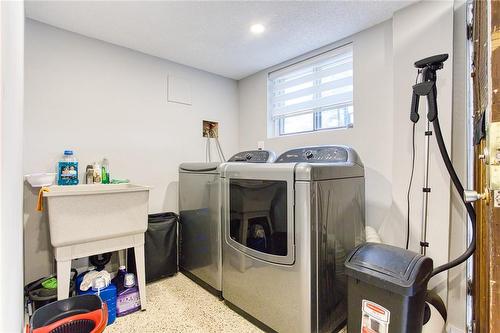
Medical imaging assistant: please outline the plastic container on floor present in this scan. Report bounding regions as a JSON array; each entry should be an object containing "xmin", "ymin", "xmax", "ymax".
[
  {"xmin": 26, "ymin": 295, "xmax": 108, "ymax": 333},
  {"xmin": 78, "ymin": 277, "xmax": 117, "ymax": 325},
  {"xmin": 75, "ymin": 266, "xmax": 96, "ymax": 294},
  {"xmin": 345, "ymin": 243, "xmax": 433, "ymax": 333},
  {"xmin": 116, "ymin": 273, "xmax": 141, "ymax": 317},
  {"xmin": 25, "ymin": 270, "xmax": 77, "ymax": 315},
  {"xmin": 111, "ymin": 265, "xmax": 127, "ymax": 292}
]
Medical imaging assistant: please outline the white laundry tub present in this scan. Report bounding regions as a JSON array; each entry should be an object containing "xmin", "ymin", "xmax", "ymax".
[{"xmin": 44, "ymin": 184, "xmax": 150, "ymax": 247}]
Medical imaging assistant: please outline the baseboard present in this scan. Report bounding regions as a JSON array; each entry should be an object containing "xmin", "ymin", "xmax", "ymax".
[{"xmin": 179, "ymin": 269, "xmax": 223, "ymax": 299}]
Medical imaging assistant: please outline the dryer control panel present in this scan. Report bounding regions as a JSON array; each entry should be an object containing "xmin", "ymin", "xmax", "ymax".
[
  {"xmin": 275, "ymin": 146, "xmax": 349, "ymax": 163},
  {"xmin": 228, "ymin": 150, "xmax": 276, "ymax": 163}
]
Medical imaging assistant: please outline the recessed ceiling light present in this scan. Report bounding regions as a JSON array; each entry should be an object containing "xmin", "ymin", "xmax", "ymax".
[{"xmin": 250, "ymin": 23, "xmax": 266, "ymax": 34}]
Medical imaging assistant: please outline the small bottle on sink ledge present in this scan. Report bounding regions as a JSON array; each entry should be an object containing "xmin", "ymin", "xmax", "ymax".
[
  {"xmin": 57, "ymin": 150, "xmax": 78, "ymax": 186},
  {"xmin": 102, "ymin": 158, "xmax": 110, "ymax": 184}
]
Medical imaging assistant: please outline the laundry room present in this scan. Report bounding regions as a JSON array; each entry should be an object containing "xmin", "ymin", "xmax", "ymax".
[{"xmin": 2, "ymin": 0, "xmax": 499, "ymax": 332}]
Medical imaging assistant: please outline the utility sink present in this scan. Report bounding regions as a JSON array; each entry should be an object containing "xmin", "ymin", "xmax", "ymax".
[{"xmin": 43, "ymin": 184, "xmax": 150, "ymax": 248}]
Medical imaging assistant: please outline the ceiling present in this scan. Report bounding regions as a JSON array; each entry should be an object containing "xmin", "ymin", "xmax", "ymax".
[{"xmin": 25, "ymin": 1, "xmax": 417, "ymax": 80}]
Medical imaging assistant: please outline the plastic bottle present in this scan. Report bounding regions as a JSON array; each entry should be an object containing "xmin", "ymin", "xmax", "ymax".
[
  {"xmin": 111, "ymin": 265, "xmax": 127, "ymax": 292},
  {"xmin": 86, "ymin": 165, "xmax": 94, "ymax": 184},
  {"xmin": 80, "ymin": 276, "xmax": 117, "ymax": 325},
  {"xmin": 102, "ymin": 158, "xmax": 110, "ymax": 184},
  {"xmin": 93, "ymin": 161, "xmax": 101, "ymax": 184},
  {"xmin": 116, "ymin": 273, "xmax": 141, "ymax": 317},
  {"xmin": 57, "ymin": 150, "xmax": 78, "ymax": 185}
]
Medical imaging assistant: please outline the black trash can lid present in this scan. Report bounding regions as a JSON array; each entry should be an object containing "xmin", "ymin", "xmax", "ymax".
[{"xmin": 345, "ymin": 243, "xmax": 433, "ymax": 296}]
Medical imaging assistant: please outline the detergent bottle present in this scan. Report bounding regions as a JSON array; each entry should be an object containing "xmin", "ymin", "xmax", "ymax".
[
  {"xmin": 116, "ymin": 273, "xmax": 141, "ymax": 317},
  {"xmin": 111, "ymin": 265, "xmax": 127, "ymax": 291},
  {"xmin": 57, "ymin": 150, "xmax": 78, "ymax": 185}
]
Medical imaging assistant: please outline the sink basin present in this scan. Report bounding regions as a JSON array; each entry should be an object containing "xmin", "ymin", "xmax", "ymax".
[{"xmin": 43, "ymin": 184, "xmax": 150, "ymax": 248}]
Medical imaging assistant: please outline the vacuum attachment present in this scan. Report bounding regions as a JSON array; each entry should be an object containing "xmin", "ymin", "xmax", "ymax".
[
  {"xmin": 414, "ymin": 54, "xmax": 449, "ymax": 69},
  {"xmin": 410, "ymin": 53, "xmax": 448, "ymax": 123}
]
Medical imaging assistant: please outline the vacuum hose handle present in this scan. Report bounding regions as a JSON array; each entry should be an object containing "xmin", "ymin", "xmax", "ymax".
[{"xmin": 410, "ymin": 91, "xmax": 420, "ymax": 123}]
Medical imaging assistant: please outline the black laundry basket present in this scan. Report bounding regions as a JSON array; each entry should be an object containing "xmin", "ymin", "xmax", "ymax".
[
  {"xmin": 345, "ymin": 243, "xmax": 433, "ymax": 333},
  {"xmin": 128, "ymin": 212, "xmax": 178, "ymax": 283}
]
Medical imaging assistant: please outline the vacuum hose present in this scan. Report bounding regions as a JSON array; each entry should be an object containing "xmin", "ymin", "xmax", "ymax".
[{"xmin": 430, "ymin": 117, "xmax": 476, "ymax": 277}]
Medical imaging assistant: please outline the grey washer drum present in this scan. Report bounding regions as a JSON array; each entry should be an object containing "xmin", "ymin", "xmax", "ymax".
[
  {"xmin": 178, "ymin": 150, "xmax": 276, "ymax": 295},
  {"xmin": 220, "ymin": 145, "xmax": 366, "ymax": 333}
]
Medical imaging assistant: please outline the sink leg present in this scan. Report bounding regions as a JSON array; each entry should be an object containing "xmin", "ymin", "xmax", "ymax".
[
  {"xmin": 134, "ymin": 244, "xmax": 147, "ymax": 310},
  {"xmin": 56, "ymin": 259, "xmax": 71, "ymax": 301}
]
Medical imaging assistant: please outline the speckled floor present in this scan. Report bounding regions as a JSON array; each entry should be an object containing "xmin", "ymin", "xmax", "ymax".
[{"xmin": 105, "ymin": 273, "xmax": 263, "ymax": 333}]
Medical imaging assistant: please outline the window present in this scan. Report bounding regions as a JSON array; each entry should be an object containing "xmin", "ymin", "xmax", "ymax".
[{"xmin": 268, "ymin": 44, "xmax": 353, "ymax": 136}]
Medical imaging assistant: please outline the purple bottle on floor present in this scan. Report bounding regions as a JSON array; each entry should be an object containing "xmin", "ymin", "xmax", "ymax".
[
  {"xmin": 111, "ymin": 265, "xmax": 127, "ymax": 291},
  {"xmin": 116, "ymin": 273, "xmax": 141, "ymax": 317}
]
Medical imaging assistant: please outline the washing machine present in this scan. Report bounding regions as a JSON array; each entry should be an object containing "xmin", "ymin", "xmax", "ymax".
[
  {"xmin": 220, "ymin": 146, "xmax": 365, "ymax": 333},
  {"xmin": 178, "ymin": 150, "xmax": 276, "ymax": 296}
]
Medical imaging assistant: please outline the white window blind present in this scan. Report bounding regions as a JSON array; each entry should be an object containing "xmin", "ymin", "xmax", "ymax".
[{"xmin": 268, "ymin": 44, "xmax": 353, "ymax": 135}]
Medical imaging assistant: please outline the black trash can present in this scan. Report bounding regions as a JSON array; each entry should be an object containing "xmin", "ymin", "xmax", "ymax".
[
  {"xmin": 128, "ymin": 212, "xmax": 178, "ymax": 283},
  {"xmin": 345, "ymin": 243, "xmax": 433, "ymax": 333}
]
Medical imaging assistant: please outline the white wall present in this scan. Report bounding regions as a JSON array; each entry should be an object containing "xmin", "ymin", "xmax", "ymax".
[
  {"xmin": 0, "ymin": 1, "xmax": 25, "ymax": 332},
  {"xmin": 238, "ymin": 0, "xmax": 461, "ymax": 326},
  {"xmin": 23, "ymin": 19, "xmax": 239, "ymax": 282},
  {"xmin": 390, "ymin": 0, "xmax": 454, "ymax": 294},
  {"xmin": 239, "ymin": 19, "xmax": 395, "ymax": 233}
]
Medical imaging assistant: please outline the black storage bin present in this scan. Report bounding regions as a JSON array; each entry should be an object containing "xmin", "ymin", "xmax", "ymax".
[
  {"xmin": 128, "ymin": 212, "xmax": 178, "ymax": 283},
  {"xmin": 25, "ymin": 269, "xmax": 78, "ymax": 315},
  {"xmin": 345, "ymin": 243, "xmax": 433, "ymax": 333}
]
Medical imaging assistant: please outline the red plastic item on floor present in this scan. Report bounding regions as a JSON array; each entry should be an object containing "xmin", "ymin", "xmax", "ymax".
[{"xmin": 26, "ymin": 294, "xmax": 108, "ymax": 333}]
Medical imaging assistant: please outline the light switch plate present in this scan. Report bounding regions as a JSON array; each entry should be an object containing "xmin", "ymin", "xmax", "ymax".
[{"xmin": 167, "ymin": 75, "xmax": 192, "ymax": 105}]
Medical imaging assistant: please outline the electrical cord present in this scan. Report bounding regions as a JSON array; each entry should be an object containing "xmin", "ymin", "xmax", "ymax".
[
  {"xmin": 210, "ymin": 129, "xmax": 226, "ymax": 162},
  {"xmin": 430, "ymin": 117, "xmax": 476, "ymax": 277},
  {"xmin": 215, "ymin": 140, "xmax": 226, "ymax": 162},
  {"xmin": 406, "ymin": 123, "xmax": 416, "ymax": 250},
  {"xmin": 406, "ymin": 70, "xmax": 420, "ymax": 250},
  {"xmin": 205, "ymin": 135, "xmax": 210, "ymax": 162},
  {"xmin": 207, "ymin": 135, "xmax": 211, "ymax": 162}
]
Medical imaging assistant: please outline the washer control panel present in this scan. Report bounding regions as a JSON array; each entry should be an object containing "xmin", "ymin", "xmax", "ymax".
[
  {"xmin": 228, "ymin": 150, "xmax": 276, "ymax": 163},
  {"xmin": 275, "ymin": 146, "xmax": 349, "ymax": 163}
]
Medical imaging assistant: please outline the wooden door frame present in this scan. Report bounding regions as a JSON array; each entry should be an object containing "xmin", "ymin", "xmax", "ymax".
[{"xmin": 471, "ymin": 0, "xmax": 500, "ymax": 332}]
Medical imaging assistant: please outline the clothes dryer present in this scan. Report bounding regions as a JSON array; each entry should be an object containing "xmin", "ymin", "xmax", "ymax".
[{"xmin": 221, "ymin": 146, "xmax": 365, "ymax": 332}]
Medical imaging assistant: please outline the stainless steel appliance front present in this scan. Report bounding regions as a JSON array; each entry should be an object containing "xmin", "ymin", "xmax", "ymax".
[
  {"xmin": 221, "ymin": 146, "xmax": 365, "ymax": 333},
  {"xmin": 179, "ymin": 150, "xmax": 276, "ymax": 294},
  {"xmin": 179, "ymin": 164, "xmax": 221, "ymax": 292}
]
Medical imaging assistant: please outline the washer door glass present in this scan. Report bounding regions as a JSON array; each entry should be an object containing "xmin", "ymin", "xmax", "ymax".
[{"xmin": 229, "ymin": 179, "xmax": 288, "ymax": 258}]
